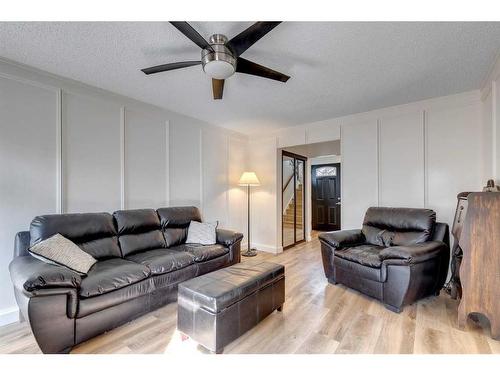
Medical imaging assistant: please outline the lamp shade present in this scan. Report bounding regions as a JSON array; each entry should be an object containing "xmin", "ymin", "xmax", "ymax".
[{"xmin": 238, "ymin": 172, "xmax": 260, "ymax": 186}]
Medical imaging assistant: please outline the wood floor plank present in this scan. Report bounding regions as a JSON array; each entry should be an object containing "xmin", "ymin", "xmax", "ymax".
[{"xmin": 1, "ymin": 234, "xmax": 498, "ymax": 354}]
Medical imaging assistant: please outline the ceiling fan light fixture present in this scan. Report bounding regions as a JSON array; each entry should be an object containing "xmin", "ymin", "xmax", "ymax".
[
  {"xmin": 203, "ymin": 59, "xmax": 235, "ymax": 79},
  {"xmin": 201, "ymin": 34, "xmax": 236, "ymax": 80}
]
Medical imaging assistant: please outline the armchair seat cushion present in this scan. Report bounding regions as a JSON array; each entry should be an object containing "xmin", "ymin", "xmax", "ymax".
[
  {"xmin": 335, "ymin": 244, "xmax": 385, "ymax": 268},
  {"xmin": 79, "ymin": 258, "xmax": 150, "ymax": 298},
  {"xmin": 125, "ymin": 248, "xmax": 195, "ymax": 275},
  {"xmin": 175, "ymin": 243, "xmax": 229, "ymax": 262}
]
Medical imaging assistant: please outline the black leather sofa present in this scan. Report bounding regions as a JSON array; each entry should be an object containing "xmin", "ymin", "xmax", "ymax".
[
  {"xmin": 319, "ymin": 207, "xmax": 450, "ymax": 312},
  {"xmin": 9, "ymin": 206, "xmax": 243, "ymax": 353}
]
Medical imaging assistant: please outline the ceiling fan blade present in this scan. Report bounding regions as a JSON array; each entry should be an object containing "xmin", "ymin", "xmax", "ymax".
[
  {"xmin": 141, "ymin": 61, "xmax": 201, "ymax": 75},
  {"xmin": 212, "ymin": 79, "xmax": 224, "ymax": 100},
  {"xmin": 236, "ymin": 57, "xmax": 290, "ymax": 82},
  {"xmin": 170, "ymin": 22, "xmax": 213, "ymax": 51},
  {"xmin": 226, "ymin": 22, "xmax": 282, "ymax": 56}
]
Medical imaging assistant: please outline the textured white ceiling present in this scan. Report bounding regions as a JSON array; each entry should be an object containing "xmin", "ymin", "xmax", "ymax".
[{"xmin": 1, "ymin": 22, "xmax": 499, "ymax": 134}]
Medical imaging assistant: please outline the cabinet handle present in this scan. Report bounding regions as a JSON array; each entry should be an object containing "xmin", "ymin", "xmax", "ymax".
[{"xmin": 457, "ymin": 206, "xmax": 464, "ymax": 223}]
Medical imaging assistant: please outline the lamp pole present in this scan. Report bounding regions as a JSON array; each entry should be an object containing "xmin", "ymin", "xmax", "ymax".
[
  {"xmin": 247, "ymin": 184, "xmax": 250, "ymax": 253},
  {"xmin": 238, "ymin": 172, "xmax": 259, "ymax": 257},
  {"xmin": 243, "ymin": 183, "xmax": 257, "ymax": 257}
]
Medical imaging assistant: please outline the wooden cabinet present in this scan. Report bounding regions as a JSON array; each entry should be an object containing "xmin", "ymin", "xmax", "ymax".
[{"xmin": 456, "ymin": 192, "xmax": 500, "ymax": 340}]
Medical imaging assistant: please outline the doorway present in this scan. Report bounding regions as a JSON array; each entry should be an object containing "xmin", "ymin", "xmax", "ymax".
[
  {"xmin": 282, "ymin": 151, "xmax": 307, "ymax": 249},
  {"xmin": 311, "ymin": 163, "xmax": 341, "ymax": 231}
]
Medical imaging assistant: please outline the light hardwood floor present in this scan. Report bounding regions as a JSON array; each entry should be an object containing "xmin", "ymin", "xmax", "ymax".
[{"xmin": 1, "ymin": 234, "xmax": 499, "ymax": 354}]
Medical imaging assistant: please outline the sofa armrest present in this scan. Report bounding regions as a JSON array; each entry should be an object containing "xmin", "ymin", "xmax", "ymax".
[
  {"xmin": 379, "ymin": 241, "xmax": 448, "ymax": 264},
  {"xmin": 318, "ymin": 229, "xmax": 365, "ymax": 249},
  {"xmin": 216, "ymin": 229, "xmax": 244, "ymax": 247},
  {"xmin": 9, "ymin": 256, "xmax": 82, "ymax": 293}
]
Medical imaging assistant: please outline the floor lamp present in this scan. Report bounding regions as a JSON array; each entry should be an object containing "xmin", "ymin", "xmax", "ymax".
[{"xmin": 238, "ymin": 172, "xmax": 260, "ymax": 257}]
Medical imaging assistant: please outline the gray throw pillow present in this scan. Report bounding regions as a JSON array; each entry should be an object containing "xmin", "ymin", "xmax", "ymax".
[
  {"xmin": 185, "ymin": 221, "xmax": 218, "ymax": 245},
  {"xmin": 29, "ymin": 233, "xmax": 97, "ymax": 274}
]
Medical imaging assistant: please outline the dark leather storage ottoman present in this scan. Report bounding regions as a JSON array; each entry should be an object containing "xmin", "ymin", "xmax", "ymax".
[{"xmin": 177, "ymin": 260, "xmax": 285, "ymax": 353}]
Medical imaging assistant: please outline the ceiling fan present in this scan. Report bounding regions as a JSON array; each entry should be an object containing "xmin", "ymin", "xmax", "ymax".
[{"xmin": 141, "ymin": 21, "xmax": 290, "ymax": 100}]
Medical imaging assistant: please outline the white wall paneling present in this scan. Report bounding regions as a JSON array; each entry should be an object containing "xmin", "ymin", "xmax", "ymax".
[
  {"xmin": 249, "ymin": 137, "xmax": 279, "ymax": 251},
  {"xmin": 341, "ymin": 120, "xmax": 379, "ymax": 229},
  {"xmin": 62, "ymin": 91, "xmax": 122, "ymax": 213},
  {"xmin": 426, "ymin": 102, "xmax": 482, "ymax": 229},
  {"xmin": 494, "ymin": 80, "xmax": 500, "ymax": 181},
  {"xmin": 277, "ymin": 126, "xmax": 307, "ymax": 148},
  {"xmin": 168, "ymin": 122, "xmax": 202, "ymax": 207},
  {"xmin": 227, "ymin": 136, "xmax": 248, "ymax": 236},
  {"xmin": 305, "ymin": 119, "xmax": 341, "ymax": 144},
  {"xmin": 120, "ymin": 107, "xmax": 126, "ymax": 210},
  {"xmin": 124, "ymin": 108, "xmax": 169, "ymax": 209},
  {"xmin": 56, "ymin": 89, "xmax": 63, "ymax": 214},
  {"xmin": 480, "ymin": 53, "xmax": 500, "ymax": 184},
  {"xmin": 0, "ymin": 76, "xmax": 58, "ymax": 323},
  {"xmin": 480, "ymin": 91, "xmax": 493, "ymax": 183},
  {"xmin": 201, "ymin": 130, "xmax": 229, "ymax": 227},
  {"xmin": 378, "ymin": 111, "xmax": 425, "ymax": 208}
]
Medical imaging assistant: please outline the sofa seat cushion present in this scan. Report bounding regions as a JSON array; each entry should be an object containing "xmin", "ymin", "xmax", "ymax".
[
  {"xmin": 126, "ymin": 248, "xmax": 195, "ymax": 275},
  {"xmin": 77, "ymin": 278, "xmax": 153, "ymax": 317},
  {"xmin": 175, "ymin": 243, "xmax": 229, "ymax": 262},
  {"xmin": 335, "ymin": 245, "xmax": 385, "ymax": 268},
  {"xmin": 79, "ymin": 258, "xmax": 151, "ymax": 298}
]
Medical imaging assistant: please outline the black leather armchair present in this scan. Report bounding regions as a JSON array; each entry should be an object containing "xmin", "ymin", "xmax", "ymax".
[{"xmin": 319, "ymin": 207, "xmax": 450, "ymax": 312}]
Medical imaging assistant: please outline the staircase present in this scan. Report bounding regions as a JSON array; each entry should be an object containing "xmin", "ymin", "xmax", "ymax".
[{"xmin": 283, "ymin": 184, "xmax": 303, "ymax": 229}]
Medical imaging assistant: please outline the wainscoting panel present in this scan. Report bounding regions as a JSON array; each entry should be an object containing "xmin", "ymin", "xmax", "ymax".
[
  {"xmin": 227, "ymin": 136, "xmax": 248, "ymax": 236},
  {"xmin": 341, "ymin": 120, "xmax": 379, "ymax": 229},
  {"xmin": 426, "ymin": 103, "xmax": 482, "ymax": 229},
  {"xmin": 168, "ymin": 122, "xmax": 202, "ymax": 207},
  {"xmin": 201, "ymin": 129, "xmax": 229, "ymax": 227},
  {"xmin": 379, "ymin": 111, "xmax": 425, "ymax": 208},
  {"xmin": 62, "ymin": 92, "xmax": 121, "ymax": 213},
  {"xmin": 124, "ymin": 108, "xmax": 168, "ymax": 209},
  {"xmin": 0, "ymin": 76, "xmax": 58, "ymax": 317}
]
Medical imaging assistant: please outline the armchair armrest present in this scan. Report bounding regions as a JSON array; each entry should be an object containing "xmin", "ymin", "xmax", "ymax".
[
  {"xmin": 9, "ymin": 256, "xmax": 82, "ymax": 293},
  {"xmin": 379, "ymin": 241, "xmax": 448, "ymax": 264},
  {"xmin": 216, "ymin": 229, "xmax": 244, "ymax": 247},
  {"xmin": 318, "ymin": 229, "xmax": 365, "ymax": 249}
]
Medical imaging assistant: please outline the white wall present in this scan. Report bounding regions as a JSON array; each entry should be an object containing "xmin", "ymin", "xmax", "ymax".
[
  {"xmin": 310, "ymin": 155, "xmax": 341, "ymax": 165},
  {"xmin": 0, "ymin": 58, "xmax": 248, "ymax": 326},
  {"xmin": 248, "ymin": 137, "xmax": 280, "ymax": 252},
  {"xmin": 341, "ymin": 119, "xmax": 379, "ymax": 229},
  {"xmin": 168, "ymin": 122, "xmax": 248, "ymax": 234},
  {"xmin": 249, "ymin": 90, "xmax": 484, "ymax": 252},
  {"xmin": 480, "ymin": 53, "xmax": 500, "ymax": 184}
]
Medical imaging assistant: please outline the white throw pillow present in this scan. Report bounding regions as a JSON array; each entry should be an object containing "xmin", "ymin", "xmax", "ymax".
[
  {"xmin": 29, "ymin": 233, "xmax": 97, "ymax": 274},
  {"xmin": 185, "ymin": 221, "xmax": 218, "ymax": 245}
]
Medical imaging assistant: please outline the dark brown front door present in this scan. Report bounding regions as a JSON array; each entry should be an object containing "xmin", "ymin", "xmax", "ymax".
[{"xmin": 312, "ymin": 163, "xmax": 341, "ymax": 231}]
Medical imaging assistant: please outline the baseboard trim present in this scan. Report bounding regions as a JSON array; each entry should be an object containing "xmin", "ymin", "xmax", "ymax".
[
  {"xmin": 253, "ymin": 243, "xmax": 281, "ymax": 254},
  {"xmin": 0, "ymin": 306, "xmax": 19, "ymax": 327}
]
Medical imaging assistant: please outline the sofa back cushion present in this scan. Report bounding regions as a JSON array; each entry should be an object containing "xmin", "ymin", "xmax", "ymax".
[
  {"xmin": 113, "ymin": 209, "xmax": 166, "ymax": 256},
  {"xmin": 362, "ymin": 207, "xmax": 436, "ymax": 246},
  {"xmin": 157, "ymin": 206, "xmax": 202, "ymax": 247},
  {"xmin": 30, "ymin": 213, "xmax": 121, "ymax": 259}
]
